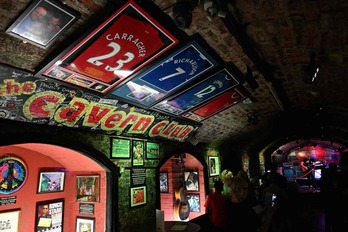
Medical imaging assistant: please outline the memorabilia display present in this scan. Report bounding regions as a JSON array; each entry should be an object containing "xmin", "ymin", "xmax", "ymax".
[
  {"xmin": 38, "ymin": 171, "xmax": 65, "ymax": 193},
  {"xmin": 159, "ymin": 172, "xmax": 168, "ymax": 193},
  {"xmin": 6, "ymin": 0, "xmax": 79, "ymax": 48},
  {"xmin": 0, "ymin": 209, "xmax": 20, "ymax": 231},
  {"xmin": 0, "ymin": 156, "xmax": 28, "ymax": 194},
  {"xmin": 132, "ymin": 140, "xmax": 144, "ymax": 166},
  {"xmin": 110, "ymin": 138, "xmax": 131, "ymax": 158},
  {"xmin": 35, "ymin": 199, "xmax": 64, "ymax": 232},
  {"xmin": 76, "ymin": 217, "xmax": 95, "ymax": 232},
  {"xmin": 76, "ymin": 175, "xmax": 100, "ymax": 202},
  {"xmin": 129, "ymin": 186, "xmax": 146, "ymax": 207}
]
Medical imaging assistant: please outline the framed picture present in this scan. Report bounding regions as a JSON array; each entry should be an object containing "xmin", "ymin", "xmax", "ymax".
[
  {"xmin": 76, "ymin": 217, "xmax": 95, "ymax": 232},
  {"xmin": 152, "ymin": 66, "xmax": 241, "ymax": 116},
  {"xmin": 0, "ymin": 156, "xmax": 28, "ymax": 194},
  {"xmin": 132, "ymin": 140, "xmax": 144, "ymax": 166},
  {"xmin": 110, "ymin": 137, "xmax": 131, "ymax": 159},
  {"xmin": 187, "ymin": 194, "xmax": 200, "ymax": 212},
  {"xmin": 38, "ymin": 170, "xmax": 65, "ymax": 193},
  {"xmin": 209, "ymin": 157, "xmax": 220, "ymax": 177},
  {"xmin": 146, "ymin": 141, "xmax": 160, "ymax": 159},
  {"xmin": 159, "ymin": 172, "xmax": 168, "ymax": 193},
  {"xmin": 35, "ymin": 199, "xmax": 64, "ymax": 232},
  {"xmin": 0, "ymin": 209, "xmax": 21, "ymax": 231},
  {"xmin": 35, "ymin": 0, "xmax": 179, "ymax": 93},
  {"xmin": 185, "ymin": 171, "xmax": 199, "ymax": 192},
  {"xmin": 110, "ymin": 33, "xmax": 223, "ymax": 108},
  {"xmin": 6, "ymin": 0, "xmax": 80, "ymax": 49},
  {"xmin": 182, "ymin": 86, "xmax": 249, "ymax": 122},
  {"xmin": 76, "ymin": 175, "xmax": 100, "ymax": 202},
  {"xmin": 130, "ymin": 186, "xmax": 147, "ymax": 207}
]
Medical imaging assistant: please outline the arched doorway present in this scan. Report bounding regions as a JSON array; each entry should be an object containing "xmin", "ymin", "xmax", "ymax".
[
  {"xmin": 0, "ymin": 143, "xmax": 117, "ymax": 232},
  {"xmin": 158, "ymin": 153, "xmax": 207, "ymax": 221}
]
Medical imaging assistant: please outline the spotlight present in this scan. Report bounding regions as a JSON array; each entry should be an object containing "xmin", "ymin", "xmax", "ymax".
[
  {"xmin": 173, "ymin": 0, "xmax": 197, "ymax": 29},
  {"xmin": 303, "ymin": 54, "xmax": 320, "ymax": 84}
]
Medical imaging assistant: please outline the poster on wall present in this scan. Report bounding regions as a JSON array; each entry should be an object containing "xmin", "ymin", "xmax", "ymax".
[
  {"xmin": 209, "ymin": 157, "xmax": 220, "ymax": 177},
  {"xmin": 35, "ymin": 199, "xmax": 64, "ymax": 232},
  {"xmin": 0, "ymin": 209, "xmax": 20, "ymax": 232},
  {"xmin": 110, "ymin": 137, "xmax": 131, "ymax": 158},
  {"xmin": 185, "ymin": 171, "xmax": 199, "ymax": 192},
  {"xmin": 129, "ymin": 186, "xmax": 147, "ymax": 207},
  {"xmin": 75, "ymin": 217, "xmax": 95, "ymax": 232},
  {"xmin": 187, "ymin": 194, "xmax": 200, "ymax": 212},
  {"xmin": 0, "ymin": 156, "xmax": 28, "ymax": 194},
  {"xmin": 76, "ymin": 175, "xmax": 100, "ymax": 202},
  {"xmin": 132, "ymin": 140, "xmax": 144, "ymax": 166},
  {"xmin": 35, "ymin": 0, "xmax": 179, "ymax": 93},
  {"xmin": 159, "ymin": 172, "xmax": 168, "ymax": 193},
  {"xmin": 145, "ymin": 141, "xmax": 159, "ymax": 159},
  {"xmin": 37, "ymin": 171, "xmax": 65, "ymax": 193}
]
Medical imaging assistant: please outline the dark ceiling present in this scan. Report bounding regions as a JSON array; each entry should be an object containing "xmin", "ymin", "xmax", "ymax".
[{"xmin": 1, "ymin": 0, "xmax": 348, "ymax": 152}]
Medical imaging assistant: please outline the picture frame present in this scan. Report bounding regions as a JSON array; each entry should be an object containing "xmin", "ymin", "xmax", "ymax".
[
  {"xmin": 146, "ymin": 141, "xmax": 160, "ymax": 159},
  {"xmin": 129, "ymin": 185, "xmax": 147, "ymax": 207},
  {"xmin": 111, "ymin": 33, "xmax": 223, "ymax": 108},
  {"xmin": 35, "ymin": 199, "xmax": 64, "ymax": 232},
  {"xmin": 185, "ymin": 171, "xmax": 199, "ymax": 192},
  {"xmin": 182, "ymin": 86, "xmax": 249, "ymax": 122},
  {"xmin": 76, "ymin": 175, "xmax": 100, "ymax": 202},
  {"xmin": 110, "ymin": 137, "xmax": 131, "ymax": 159},
  {"xmin": 0, "ymin": 209, "xmax": 21, "ymax": 231},
  {"xmin": 0, "ymin": 156, "xmax": 28, "ymax": 194},
  {"xmin": 38, "ymin": 170, "xmax": 65, "ymax": 193},
  {"xmin": 132, "ymin": 140, "xmax": 144, "ymax": 166},
  {"xmin": 35, "ymin": 0, "xmax": 179, "ymax": 93},
  {"xmin": 209, "ymin": 157, "xmax": 220, "ymax": 177},
  {"xmin": 187, "ymin": 194, "xmax": 200, "ymax": 212},
  {"xmin": 152, "ymin": 66, "xmax": 241, "ymax": 116},
  {"xmin": 6, "ymin": 0, "xmax": 80, "ymax": 49},
  {"xmin": 159, "ymin": 172, "xmax": 169, "ymax": 193},
  {"xmin": 76, "ymin": 217, "xmax": 95, "ymax": 232}
]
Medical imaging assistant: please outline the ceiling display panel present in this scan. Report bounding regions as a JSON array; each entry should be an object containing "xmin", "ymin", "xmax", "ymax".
[
  {"xmin": 181, "ymin": 86, "xmax": 249, "ymax": 122},
  {"xmin": 110, "ymin": 34, "xmax": 222, "ymax": 107},
  {"xmin": 36, "ymin": 0, "xmax": 180, "ymax": 94},
  {"xmin": 151, "ymin": 67, "xmax": 241, "ymax": 116}
]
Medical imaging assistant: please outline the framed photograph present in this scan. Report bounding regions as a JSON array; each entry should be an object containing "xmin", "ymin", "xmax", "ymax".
[
  {"xmin": 38, "ymin": 170, "xmax": 65, "ymax": 193},
  {"xmin": 0, "ymin": 209, "xmax": 21, "ymax": 231},
  {"xmin": 129, "ymin": 185, "xmax": 147, "ymax": 207},
  {"xmin": 159, "ymin": 172, "xmax": 168, "ymax": 193},
  {"xmin": 35, "ymin": 0, "xmax": 179, "ymax": 93},
  {"xmin": 132, "ymin": 140, "xmax": 144, "ymax": 166},
  {"xmin": 146, "ymin": 141, "xmax": 160, "ymax": 159},
  {"xmin": 187, "ymin": 194, "xmax": 200, "ymax": 212},
  {"xmin": 0, "ymin": 156, "xmax": 28, "ymax": 194},
  {"xmin": 76, "ymin": 175, "xmax": 100, "ymax": 202},
  {"xmin": 110, "ymin": 137, "xmax": 131, "ymax": 159},
  {"xmin": 6, "ymin": 0, "xmax": 80, "ymax": 49},
  {"xmin": 185, "ymin": 171, "xmax": 199, "ymax": 192},
  {"xmin": 76, "ymin": 217, "xmax": 95, "ymax": 232},
  {"xmin": 209, "ymin": 157, "xmax": 220, "ymax": 177},
  {"xmin": 152, "ymin": 66, "xmax": 240, "ymax": 116},
  {"xmin": 182, "ymin": 86, "xmax": 249, "ymax": 122},
  {"xmin": 35, "ymin": 199, "xmax": 64, "ymax": 232},
  {"xmin": 111, "ymin": 33, "xmax": 223, "ymax": 108}
]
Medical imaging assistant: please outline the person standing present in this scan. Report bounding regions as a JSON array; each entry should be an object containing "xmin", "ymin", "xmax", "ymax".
[
  {"xmin": 226, "ymin": 176, "xmax": 276, "ymax": 232},
  {"xmin": 204, "ymin": 180, "xmax": 228, "ymax": 232}
]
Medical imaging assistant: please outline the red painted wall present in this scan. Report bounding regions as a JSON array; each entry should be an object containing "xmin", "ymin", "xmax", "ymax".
[
  {"xmin": 160, "ymin": 153, "xmax": 206, "ymax": 221},
  {"xmin": 0, "ymin": 145, "xmax": 106, "ymax": 231}
]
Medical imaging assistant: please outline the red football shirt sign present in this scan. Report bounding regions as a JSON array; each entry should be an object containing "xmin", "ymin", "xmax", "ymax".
[
  {"xmin": 67, "ymin": 13, "xmax": 164, "ymax": 83},
  {"xmin": 40, "ymin": 0, "xmax": 178, "ymax": 93}
]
